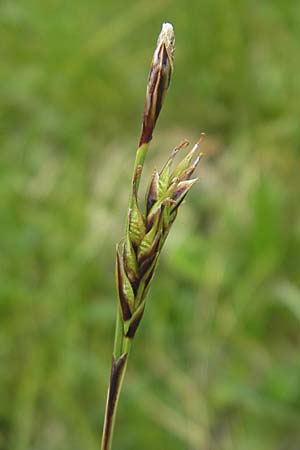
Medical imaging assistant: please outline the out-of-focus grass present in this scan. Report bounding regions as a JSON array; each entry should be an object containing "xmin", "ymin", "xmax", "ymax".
[{"xmin": 1, "ymin": 1, "xmax": 300, "ymax": 449}]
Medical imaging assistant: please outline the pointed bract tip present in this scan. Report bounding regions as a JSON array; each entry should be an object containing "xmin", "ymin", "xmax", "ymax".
[
  {"xmin": 193, "ymin": 152, "xmax": 204, "ymax": 166},
  {"xmin": 197, "ymin": 133, "xmax": 206, "ymax": 144},
  {"xmin": 170, "ymin": 139, "xmax": 189, "ymax": 159},
  {"xmin": 177, "ymin": 139, "xmax": 190, "ymax": 150},
  {"xmin": 158, "ymin": 23, "xmax": 175, "ymax": 56}
]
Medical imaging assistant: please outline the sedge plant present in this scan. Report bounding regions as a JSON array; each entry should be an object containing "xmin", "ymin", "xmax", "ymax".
[{"xmin": 100, "ymin": 22, "xmax": 204, "ymax": 450}]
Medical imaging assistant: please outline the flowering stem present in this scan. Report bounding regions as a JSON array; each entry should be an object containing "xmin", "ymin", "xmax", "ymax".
[
  {"xmin": 100, "ymin": 340, "xmax": 130, "ymax": 450},
  {"xmin": 100, "ymin": 22, "xmax": 175, "ymax": 450}
]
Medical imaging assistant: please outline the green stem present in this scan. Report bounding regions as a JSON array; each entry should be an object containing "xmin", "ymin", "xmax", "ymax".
[
  {"xmin": 100, "ymin": 142, "xmax": 149, "ymax": 450},
  {"xmin": 126, "ymin": 142, "xmax": 149, "ymax": 233}
]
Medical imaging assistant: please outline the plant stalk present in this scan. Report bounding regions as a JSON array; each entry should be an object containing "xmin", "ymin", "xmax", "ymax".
[
  {"xmin": 100, "ymin": 332, "xmax": 130, "ymax": 450},
  {"xmin": 100, "ymin": 21, "xmax": 176, "ymax": 450},
  {"xmin": 100, "ymin": 143, "xmax": 149, "ymax": 450}
]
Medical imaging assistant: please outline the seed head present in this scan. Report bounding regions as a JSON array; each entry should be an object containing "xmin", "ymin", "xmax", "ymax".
[{"xmin": 116, "ymin": 136, "xmax": 204, "ymax": 337}]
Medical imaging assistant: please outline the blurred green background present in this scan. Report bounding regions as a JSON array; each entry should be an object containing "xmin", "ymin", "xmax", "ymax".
[{"xmin": 1, "ymin": 0, "xmax": 300, "ymax": 449}]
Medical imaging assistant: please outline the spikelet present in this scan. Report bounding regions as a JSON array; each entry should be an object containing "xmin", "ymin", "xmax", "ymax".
[
  {"xmin": 116, "ymin": 137, "xmax": 204, "ymax": 338},
  {"xmin": 140, "ymin": 23, "xmax": 175, "ymax": 145}
]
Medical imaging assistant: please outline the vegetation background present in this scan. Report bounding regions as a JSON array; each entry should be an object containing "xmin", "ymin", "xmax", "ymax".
[{"xmin": 1, "ymin": 0, "xmax": 300, "ymax": 449}]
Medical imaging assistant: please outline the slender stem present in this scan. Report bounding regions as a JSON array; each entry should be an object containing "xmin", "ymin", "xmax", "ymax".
[
  {"xmin": 100, "ymin": 339, "xmax": 131, "ymax": 450},
  {"xmin": 100, "ymin": 20, "xmax": 175, "ymax": 449},
  {"xmin": 126, "ymin": 143, "xmax": 149, "ymax": 233},
  {"xmin": 100, "ymin": 142, "xmax": 149, "ymax": 450}
]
